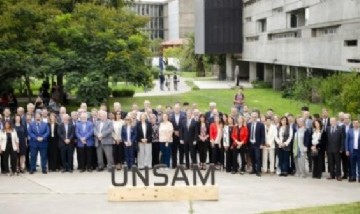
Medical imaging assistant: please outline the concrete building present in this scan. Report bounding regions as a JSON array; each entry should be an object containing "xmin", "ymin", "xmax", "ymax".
[
  {"xmin": 238, "ymin": 0, "xmax": 360, "ymax": 90},
  {"xmin": 164, "ymin": 0, "xmax": 195, "ymax": 40},
  {"xmin": 128, "ymin": 0, "xmax": 167, "ymax": 40}
]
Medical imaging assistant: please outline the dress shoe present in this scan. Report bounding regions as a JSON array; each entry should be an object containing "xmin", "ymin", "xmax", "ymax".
[
  {"xmin": 29, "ymin": 171, "xmax": 34, "ymax": 174},
  {"xmin": 61, "ymin": 169, "xmax": 66, "ymax": 173},
  {"xmin": 240, "ymin": 171, "xmax": 245, "ymax": 175},
  {"xmin": 69, "ymin": 170, "xmax": 73, "ymax": 173},
  {"xmin": 256, "ymin": 173, "xmax": 261, "ymax": 177},
  {"xmin": 42, "ymin": 170, "xmax": 47, "ymax": 174},
  {"xmin": 249, "ymin": 171, "xmax": 256, "ymax": 174},
  {"xmin": 87, "ymin": 169, "xmax": 93, "ymax": 172},
  {"xmin": 342, "ymin": 175, "xmax": 348, "ymax": 180},
  {"xmin": 336, "ymin": 177, "xmax": 342, "ymax": 181},
  {"xmin": 80, "ymin": 169, "xmax": 85, "ymax": 173},
  {"xmin": 349, "ymin": 178, "xmax": 356, "ymax": 182},
  {"xmin": 327, "ymin": 177, "xmax": 335, "ymax": 180},
  {"xmin": 97, "ymin": 168, "xmax": 104, "ymax": 172}
]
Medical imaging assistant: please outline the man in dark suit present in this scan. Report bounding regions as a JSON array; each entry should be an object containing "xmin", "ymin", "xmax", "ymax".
[
  {"xmin": 170, "ymin": 103, "xmax": 186, "ymax": 168},
  {"xmin": 180, "ymin": 110, "xmax": 198, "ymax": 169},
  {"xmin": 247, "ymin": 111, "xmax": 265, "ymax": 177},
  {"xmin": 326, "ymin": 117, "xmax": 344, "ymax": 181},
  {"xmin": 58, "ymin": 114, "xmax": 75, "ymax": 173},
  {"xmin": 205, "ymin": 102, "xmax": 217, "ymax": 122},
  {"xmin": 28, "ymin": 112, "xmax": 50, "ymax": 174},
  {"xmin": 340, "ymin": 113, "xmax": 352, "ymax": 179},
  {"xmin": 346, "ymin": 119, "xmax": 360, "ymax": 182}
]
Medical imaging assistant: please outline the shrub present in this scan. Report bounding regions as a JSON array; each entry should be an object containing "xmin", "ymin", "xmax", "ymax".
[
  {"xmin": 112, "ymin": 89, "xmax": 135, "ymax": 98},
  {"xmin": 252, "ymin": 80, "xmax": 272, "ymax": 89},
  {"xmin": 151, "ymin": 67, "xmax": 160, "ymax": 79},
  {"xmin": 192, "ymin": 85, "xmax": 200, "ymax": 91},
  {"xmin": 165, "ymin": 65, "xmax": 178, "ymax": 71}
]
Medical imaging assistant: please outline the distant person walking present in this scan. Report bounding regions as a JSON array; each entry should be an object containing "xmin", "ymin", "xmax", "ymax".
[
  {"xmin": 159, "ymin": 73, "xmax": 165, "ymax": 91},
  {"xmin": 165, "ymin": 74, "xmax": 171, "ymax": 91},
  {"xmin": 234, "ymin": 88, "xmax": 245, "ymax": 114},
  {"xmin": 173, "ymin": 73, "xmax": 179, "ymax": 91}
]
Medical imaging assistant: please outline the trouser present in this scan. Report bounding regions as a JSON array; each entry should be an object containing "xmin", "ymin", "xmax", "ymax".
[
  {"xmin": 48, "ymin": 139, "xmax": 60, "ymax": 171},
  {"xmin": 3, "ymin": 145, "xmax": 17, "ymax": 173},
  {"xmin": 77, "ymin": 145, "xmax": 93, "ymax": 170},
  {"xmin": 278, "ymin": 149, "xmax": 290, "ymax": 174},
  {"xmin": 239, "ymin": 146, "xmax": 246, "ymax": 172},
  {"xmin": 307, "ymin": 150, "xmax": 313, "ymax": 172},
  {"xmin": 328, "ymin": 152, "xmax": 341, "ymax": 178},
  {"xmin": 25, "ymin": 146, "xmax": 30, "ymax": 171},
  {"xmin": 262, "ymin": 148, "xmax": 275, "ymax": 173},
  {"xmin": 171, "ymin": 138, "xmax": 181, "ymax": 168},
  {"xmin": 350, "ymin": 149, "xmax": 360, "ymax": 180},
  {"xmin": 197, "ymin": 140, "xmax": 208, "ymax": 164},
  {"xmin": 211, "ymin": 144, "xmax": 221, "ymax": 165},
  {"xmin": 312, "ymin": 152, "xmax": 324, "ymax": 178},
  {"xmin": 60, "ymin": 144, "xmax": 74, "ymax": 171},
  {"xmin": 124, "ymin": 145, "xmax": 134, "ymax": 169},
  {"xmin": 96, "ymin": 143, "xmax": 114, "ymax": 170},
  {"xmin": 249, "ymin": 144, "xmax": 261, "ymax": 173},
  {"xmin": 160, "ymin": 143, "xmax": 172, "ymax": 168},
  {"xmin": 30, "ymin": 145, "xmax": 47, "ymax": 172},
  {"xmin": 341, "ymin": 151, "xmax": 349, "ymax": 178},
  {"xmin": 295, "ymin": 152, "xmax": 307, "ymax": 177},
  {"xmin": 226, "ymin": 148, "xmax": 239, "ymax": 172},
  {"xmin": 152, "ymin": 142, "xmax": 160, "ymax": 167},
  {"xmin": 289, "ymin": 148, "xmax": 296, "ymax": 174},
  {"xmin": 137, "ymin": 143, "xmax": 152, "ymax": 168},
  {"xmin": 113, "ymin": 143, "xmax": 125, "ymax": 165}
]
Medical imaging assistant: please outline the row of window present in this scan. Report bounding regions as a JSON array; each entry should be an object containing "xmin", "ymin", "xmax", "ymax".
[{"xmin": 129, "ymin": 4, "xmax": 164, "ymax": 17}]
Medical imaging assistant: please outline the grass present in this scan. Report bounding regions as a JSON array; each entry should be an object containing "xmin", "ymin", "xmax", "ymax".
[
  {"xmin": 262, "ymin": 202, "xmax": 360, "ymax": 214},
  {"xmin": 94, "ymin": 88, "xmax": 325, "ymax": 115}
]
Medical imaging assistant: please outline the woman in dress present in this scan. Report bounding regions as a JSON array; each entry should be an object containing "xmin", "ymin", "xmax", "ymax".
[
  {"xmin": 0, "ymin": 121, "xmax": 19, "ymax": 176},
  {"xmin": 14, "ymin": 115, "xmax": 27, "ymax": 173},
  {"xmin": 311, "ymin": 119, "xmax": 325, "ymax": 179}
]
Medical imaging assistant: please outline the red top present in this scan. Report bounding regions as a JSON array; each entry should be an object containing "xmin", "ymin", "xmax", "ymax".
[
  {"xmin": 231, "ymin": 125, "xmax": 249, "ymax": 147},
  {"xmin": 209, "ymin": 123, "xmax": 220, "ymax": 141}
]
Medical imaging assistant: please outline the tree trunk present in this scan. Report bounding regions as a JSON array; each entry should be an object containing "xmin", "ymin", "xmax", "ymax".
[
  {"xmin": 56, "ymin": 73, "xmax": 64, "ymax": 104},
  {"xmin": 24, "ymin": 75, "xmax": 32, "ymax": 102},
  {"xmin": 196, "ymin": 57, "xmax": 206, "ymax": 77}
]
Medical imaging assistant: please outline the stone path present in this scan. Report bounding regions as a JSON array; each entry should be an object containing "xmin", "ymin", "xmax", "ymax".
[
  {"xmin": 1, "ymin": 170, "xmax": 359, "ymax": 214},
  {"xmin": 134, "ymin": 77, "xmax": 191, "ymax": 97}
]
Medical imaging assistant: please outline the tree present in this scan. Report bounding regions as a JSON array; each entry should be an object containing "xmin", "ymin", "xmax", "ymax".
[{"xmin": 182, "ymin": 34, "xmax": 206, "ymax": 77}]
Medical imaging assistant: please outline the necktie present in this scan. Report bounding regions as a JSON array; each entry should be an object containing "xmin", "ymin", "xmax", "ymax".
[
  {"xmin": 251, "ymin": 123, "xmax": 255, "ymax": 141},
  {"xmin": 36, "ymin": 123, "xmax": 40, "ymax": 133},
  {"xmin": 65, "ymin": 125, "xmax": 68, "ymax": 139}
]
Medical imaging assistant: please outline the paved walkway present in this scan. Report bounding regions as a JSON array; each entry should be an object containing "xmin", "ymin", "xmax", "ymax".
[
  {"xmin": 1, "ymin": 171, "xmax": 359, "ymax": 214},
  {"xmin": 134, "ymin": 77, "xmax": 191, "ymax": 97},
  {"xmin": 193, "ymin": 80, "xmax": 253, "ymax": 89}
]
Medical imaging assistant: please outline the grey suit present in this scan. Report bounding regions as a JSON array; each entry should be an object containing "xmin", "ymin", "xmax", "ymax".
[{"xmin": 94, "ymin": 119, "xmax": 114, "ymax": 170}]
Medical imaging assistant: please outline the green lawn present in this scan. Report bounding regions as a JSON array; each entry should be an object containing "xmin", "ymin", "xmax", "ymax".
[
  {"xmin": 100, "ymin": 88, "xmax": 325, "ymax": 116},
  {"xmin": 263, "ymin": 202, "xmax": 360, "ymax": 214}
]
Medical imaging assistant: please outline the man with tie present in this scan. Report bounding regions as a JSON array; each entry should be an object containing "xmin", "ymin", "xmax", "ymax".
[
  {"xmin": 170, "ymin": 103, "xmax": 186, "ymax": 168},
  {"xmin": 3, "ymin": 108, "xmax": 12, "ymax": 125},
  {"xmin": 58, "ymin": 114, "xmax": 75, "ymax": 173},
  {"xmin": 247, "ymin": 111, "xmax": 265, "ymax": 176},
  {"xmin": 180, "ymin": 110, "xmax": 198, "ymax": 169},
  {"xmin": 205, "ymin": 102, "xmax": 217, "ymax": 122},
  {"xmin": 76, "ymin": 112, "xmax": 94, "ymax": 172},
  {"xmin": 28, "ymin": 112, "xmax": 50, "ymax": 174},
  {"xmin": 346, "ymin": 119, "xmax": 360, "ymax": 183},
  {"xmin": 326, "ymin": 117, "xmax": 344, "ymax": 181},
  {"xmin": 341, "ymin": 113, "xmax": 352, "ymax": 179},
  {"xmin": 94, "ymin": 110, "xmax": 114, "ymax": 172}
]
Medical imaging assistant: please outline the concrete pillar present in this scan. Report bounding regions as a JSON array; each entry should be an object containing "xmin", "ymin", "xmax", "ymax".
[
  {"xmin": 225, "ymin": 54, "xmax": 235, "ymax": 80},
  {"xmin": 249, "ymin": 62, "xmax": 257, "ymax": 83},
  {"xmin": 273, "ymin": 65, "xmax": 282, "ymax": 90},
  {"xmin": 264, "ymin": 64, "xmax": 273, "ymax": 83}
]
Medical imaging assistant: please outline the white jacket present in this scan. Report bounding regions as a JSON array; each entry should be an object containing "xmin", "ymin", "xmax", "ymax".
[
  {"xmin": 0, "ymin": 130, "xmax": 19, "ymax": 152},
  {"xmin": 265, "ymin": 124, "xmax": 278, "ymax": 149}
]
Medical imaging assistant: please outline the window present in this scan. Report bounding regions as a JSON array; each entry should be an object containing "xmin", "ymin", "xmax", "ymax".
[
  {"xmin": 257, "ymin": 18, "xmax": 267, "ymax": 33},
  {"xmin": 268, "ymin": 30, "xmax": 301, "ymax": 40},
  {"xmin": 272, "ymin": 7, "xmax": 283, "ymax": 13},
  {"xmin": 245, "ymin": 17, "xmax": 252, "ymax": 22},
  {"xmin": 312, "ymin": 26, "xmax": 339, "ymax": 37},
  {"xmin": 344, "ymin": 40, "xmax": 358, "ymax": 47},
  {"xmin": 348, "ymin": 59, "xmax": 360, "ymax": 63},
  {"xmin": 288, "ymin": 8, "xmax": 309, "ymax": 28},
  {"xmin": 246, "ymin": 36, "xmax": 259, "ymax": 42}
]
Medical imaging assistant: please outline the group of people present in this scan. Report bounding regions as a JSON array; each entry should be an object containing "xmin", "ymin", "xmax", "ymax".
[
  {"xmin": 159, "ymin": 73, "xmax": 179, "ymax": 91},
  {"xmin": 0, "ymin": 93, "xmax": 359, "ymax": 184}
]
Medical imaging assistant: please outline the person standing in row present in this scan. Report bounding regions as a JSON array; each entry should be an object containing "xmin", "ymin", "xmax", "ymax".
[
  {"xmin": 150, "ymin": 114, "xmax": 160, "ymax": 167},
  {"xmin": 159, "ymin": 113, "xmax": 173, "ymax": 169},
  {"xmin": 170, "ymin": 103, "xmax": 185, "ymax": 168},
  {"xmin": 112, "ymin": 112, "xmax": 124, "ymax": 170},
  {"xmin": 224, "ymin": 116, "xmax": 235, "ymax": 173},
  {"xmin": 326, "ymin": 117, "xmax": 343, "ymax": 181},
  {"xmin": 29, "ymin": 113, "xmax": 50, "ymax": 174},
  {"xmin": 180, "ymin": 110, "xmax": 198, "ymax": 169},
  {"xmin": 293, "ymin": 117, "xmax": 311, "ymax": 178},
  {"xmin": 14, "ymin": 115, "xmax": 27, "ymax": 173},
  {"xmin": 346, "ymin": 119, "xmax": 360, "ymax": 183},
  {"xmin": 209, "ymin": 115, "xmax": 223, "ymax": 170},
  {"xmin": 276, "ymin": 116, "xmax": 293, "ymax": 177},
  {"xmin": 76, "ymin": 112, "xmax": 94, "ymax": 172},
  {"xmin": 0, "ymin": 121, "xmax": 19, "ymax": 176},
  {"xmin": 48, "ymin": 113, "xmax": 60, "ymax": 172},
  {"xmin": 136, "ymin": 113, "xmax": 152, "ymax": 169},
  {"xmin": 262, "ymin": 116, "xmax": 277, "ymax": 174},
  {"xmin": 121, "ymin": 116, "xmax": 137, "ymax": 169},
  {"xmin": 95, "ymin": 110, "xmax": 114, "ymax": 172},
  {"xmin": 58, "ymin": 114, "xmax": 75, "ymax": 173},
  {"xmin": 311, "ymin": 120, "xmax": 325, "ymax": 179},
  {"xmin": 197, "ymin": 114, "xmax": 209, "ymax": 170},
  {"xmin": 247, "ymin": 112, "xmax": 265, "ymax": 177}
]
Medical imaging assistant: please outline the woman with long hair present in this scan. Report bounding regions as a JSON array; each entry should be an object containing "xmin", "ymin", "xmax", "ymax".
[
  {"xmin": 196, "ymin": 114, "xmax": 209, "ymax": 170},
  {"xmin": 231, "ymin": 116, "xmax": 249, "ymax": 174},
  {"xmin": 276, "ymin": 116, "xmax": 293, "ymax": 176},
  {"xmin": 112, "ymin": 112, "xmax": 124, "ymax": 170},
  {"xmin": 0, "ymin": 121, "xmax": 19, "ymax": 176},
  {"xmin": 209, "ymin": 115, "xmax": 223, "ymax": 170},
  {"xmin": 311, "ymin": 119, "xmax": 325, "ymax": 179},
  {"xmin": 14, "ymin": 115, "xmax": 27, "ymax": 173},
  {"xmin": 159, "ymin": 113, "xmax": 174, "ymax": 169},
  {"xmin": 48, "ymin": 113, "xmax": 60, "ymax": 172}
]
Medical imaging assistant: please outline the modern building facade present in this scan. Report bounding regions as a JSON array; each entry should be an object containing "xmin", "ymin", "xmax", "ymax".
[
  {"xmin": 238, "ymin": 0, "xmax": 360, "ymax": 90},
  {"xmin": 196, "ymin": 0, "xmax": 360, "ymax": 89},
  {"xmin": 128, "ymin": 0, "xmax": 167, "ymax": 40}
]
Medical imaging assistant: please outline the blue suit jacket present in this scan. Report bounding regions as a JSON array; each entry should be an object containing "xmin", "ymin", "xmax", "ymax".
[
  {"xmin": 121, "ymin": 125, "xmax": 137, "ymax": 146},
  {"xmin": 75, "ymin": 121, "xmax": 94, "ymax": 147},
  {"xmin": 29, "ymin": 121, "xmax": 50, "ymax": 148},
  {"xmin": 247, "ymin": 122, "xmax": 265, "ymax": 147},
  {"xmin": 346, "ymin": 128, "xmax": 360, "ymax": 154}
]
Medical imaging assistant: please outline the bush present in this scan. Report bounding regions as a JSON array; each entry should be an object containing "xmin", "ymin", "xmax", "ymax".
[
  {"xmin": 252, "ymin": 80, "xmax": 272, "ymax": 89},
  {"xmin": 151, "ymin": 67, "xmax": 160, "ymax": 79},
  {"xmin": 165, "ymin": 65, "xmax": 178, "ymax": 71},
  {"xmin": 112, "ymin": 89, "xmax": 135, "ymax": 98},
  {"xmin": 192, "ymin": 86, "xmax": 200, "ymax": 91}
]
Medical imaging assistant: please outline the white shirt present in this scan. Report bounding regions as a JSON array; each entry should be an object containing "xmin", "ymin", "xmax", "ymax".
[
  {"xmin": 142, "ymin": 122, "xmax": 146, "ymax": 139},
  {"xmin": 250, "ymin": 122, "xmax": 257, "ymax": 143},
  {"xmin": 312, "ymin": 131, "xmax": 322, "ymax": 146},
  {"xmin": 354, "ymin": 129, "xmax": 359, "ymax": 150},
  {"xmin": 127, "ymin": 126, "xmax": 131, "ymax": 144},
  {"xmin": 64, "ymin": 124, "xmax": 68, "ymax": 139},
  {"xmin": 175, "ymin": 114, "xmax": 180, "ymax": 125},
  {"xmin": 99, "ymin": 122, "xmax": 104, "ymax": 133},
  {"xmin": 51, "ymin": 123, "xmax": 55, "ymax": 137}
]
